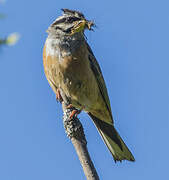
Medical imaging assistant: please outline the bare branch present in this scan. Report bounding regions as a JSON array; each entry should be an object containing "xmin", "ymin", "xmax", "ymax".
[{"xmin": 62, "ymin": 100, "xmax": 100, "ymax": 180}]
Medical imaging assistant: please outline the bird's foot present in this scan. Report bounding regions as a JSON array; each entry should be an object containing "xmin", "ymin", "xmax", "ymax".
[
  {"xmin": 56, "ymin": 89, "xmax": 63, "ymax": 102},
  {"xmin": 65, "ymin": 104, "xmax": 81, "ymax": 119},
  {"xmin": 69, "ymin": 109, "xmax": 81, "ymax": 119},
  {"xmin": 66, "ymin": 104, "xmax": 74, "ymax": 109}
]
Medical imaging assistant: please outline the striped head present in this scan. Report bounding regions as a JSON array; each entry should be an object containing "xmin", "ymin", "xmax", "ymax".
[{"xmin": 47, "ymin": 9, "xmax": 95, "ymax": 36}]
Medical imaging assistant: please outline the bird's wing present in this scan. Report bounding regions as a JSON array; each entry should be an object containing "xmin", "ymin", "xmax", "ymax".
[{"xmin": 86, "ymin": 42, "xmax": 113, "ymax": 123}]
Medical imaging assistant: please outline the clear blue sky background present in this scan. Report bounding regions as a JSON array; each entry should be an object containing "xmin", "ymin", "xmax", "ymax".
[{"xmin": 0, "ymin": 0, "xmax": 168, "ymax": 179}]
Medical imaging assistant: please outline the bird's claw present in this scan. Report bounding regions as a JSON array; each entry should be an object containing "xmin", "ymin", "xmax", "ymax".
[{"xmin": 56, "ymin": 89, "xmax": 63, "ymax": 102}]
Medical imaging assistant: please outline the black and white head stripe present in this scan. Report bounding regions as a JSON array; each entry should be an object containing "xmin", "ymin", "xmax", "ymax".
[
  {"xmin": 50, "ymin": 9, "xmax": 85, "ymax": 27},
  {"xmin": 61, "ymin": 9, "xmax": 85, "ymax": 19}
]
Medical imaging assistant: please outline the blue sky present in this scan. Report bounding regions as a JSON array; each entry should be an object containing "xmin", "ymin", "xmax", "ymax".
[{"xmin": 0, "ymin": 0, "xmax": 169, "ymax": 179}]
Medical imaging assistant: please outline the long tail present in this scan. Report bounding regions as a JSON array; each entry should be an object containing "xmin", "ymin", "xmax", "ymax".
[{"xmin": 88, "ymin": 113, "xmax": 135, "ymax": 162}]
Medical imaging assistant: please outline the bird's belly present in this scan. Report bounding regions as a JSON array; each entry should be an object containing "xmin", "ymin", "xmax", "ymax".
[
  {"xmin": 62, "ymin": 70, "xmax": 97, "ymax": 110},
  {"xmin": 44, "ymin": 40, "xmax": 102, "ymax": 112},
  {"xmin": 57, "ymin": 56, "xmax": 100, "ymax": 111}
]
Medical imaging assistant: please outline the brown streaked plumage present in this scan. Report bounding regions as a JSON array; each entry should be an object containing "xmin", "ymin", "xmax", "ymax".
[{"xmin": 43, "ymin": 9, "xmax": 135, "ymax": 162}]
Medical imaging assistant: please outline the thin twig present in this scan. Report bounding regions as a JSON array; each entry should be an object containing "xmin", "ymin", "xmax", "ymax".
[{"xmin": 61, "ymin": 92, "xmax": 100, "ymax": 180}]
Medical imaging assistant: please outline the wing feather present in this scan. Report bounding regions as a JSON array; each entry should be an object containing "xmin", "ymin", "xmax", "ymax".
[{"xmin": 86, "ymin": 43, "xmax": 113, "ymax": 123}]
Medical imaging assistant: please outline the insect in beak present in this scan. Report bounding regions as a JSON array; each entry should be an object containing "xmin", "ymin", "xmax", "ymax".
[
  {"xmin": 86, "ymin": 20, "xmax": 95, "ymax": 31},
  {"xmin": 68, "ymin": 20, "xmax": 96, "ymax": 35}
]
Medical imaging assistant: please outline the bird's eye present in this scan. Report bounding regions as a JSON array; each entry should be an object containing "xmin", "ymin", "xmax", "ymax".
[{"xmin": 66, "ymin": 17, "xmax": 81, "ymax": 23}]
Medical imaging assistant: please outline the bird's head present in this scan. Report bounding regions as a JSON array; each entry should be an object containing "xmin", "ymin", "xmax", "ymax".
[{"xmin": 47, "ymin": 9, "xmax": 95, "ymax": 36}]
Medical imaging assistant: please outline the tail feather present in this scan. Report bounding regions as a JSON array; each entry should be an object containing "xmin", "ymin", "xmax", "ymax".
[{"xmin": 88, "ymin": 113, "xmax": 135, "ymax": 162}]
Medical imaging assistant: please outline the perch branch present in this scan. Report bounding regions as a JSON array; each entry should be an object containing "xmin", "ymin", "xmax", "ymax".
[{"xmin": 61, "ymin": 97, "xmax": 100, "ymax": 180}]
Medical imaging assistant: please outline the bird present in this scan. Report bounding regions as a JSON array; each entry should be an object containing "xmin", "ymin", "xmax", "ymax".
[{"xmin": 43, "ymin": 9, "xmax": 135, "ymax": 162}]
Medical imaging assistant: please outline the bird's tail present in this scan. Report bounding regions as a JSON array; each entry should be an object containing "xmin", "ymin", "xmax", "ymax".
[{"xmin": 88, "ymin": 113, "xmax": 135, "ymax": 162}]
